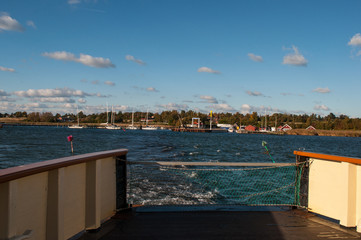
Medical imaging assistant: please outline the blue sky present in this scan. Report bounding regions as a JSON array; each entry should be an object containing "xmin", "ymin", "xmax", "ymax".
[{"xmin": 1, "ymin": 0, "xmax": 361, "ymax": 117}]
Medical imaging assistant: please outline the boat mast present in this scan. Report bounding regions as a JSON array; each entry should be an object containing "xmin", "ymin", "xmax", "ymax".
[
  {"xmin": 106, "ymin": 102, "xmax": 109, "ymax": 124},
  {"xmin": 111, "ymin": 105, "xmax": 114, "ymax": 125},
  {"xmin": 77, "ymin": 106, "xmax": 80, "ymax": 126},
  {"xmin": 146, "ymin": 110, "xmax": 149, "ymax": 127},
  {"xmin": 132, "ymin": 110, "xmax": 134, "ymax": 126}
]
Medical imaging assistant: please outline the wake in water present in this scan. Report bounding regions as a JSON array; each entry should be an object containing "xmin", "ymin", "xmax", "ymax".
[{"xmin": 127, "ymin": 163, "xmax": 299, "ymax": 206}]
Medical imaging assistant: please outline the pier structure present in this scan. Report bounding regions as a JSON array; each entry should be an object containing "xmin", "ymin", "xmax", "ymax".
[{"xmin": 0, "ymin": 149, "xmax": 361, "ymax": 239}]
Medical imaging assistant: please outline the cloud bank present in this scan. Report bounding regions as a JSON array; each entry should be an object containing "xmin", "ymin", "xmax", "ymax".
[
  {"xmin": 156, "ymin": 103, "xmax": 189, "ymax": 111},
  {"xmin": 314, "ymin": 104, "xmax": 330, "ymax": 111},
  {"xmin": 207, "ymin": 103, "xmax": 235, "ymax": 112},
  {"xmin": 248, "ymin": 53, "xmax": 263, "ymax": 62},
  {"xmin": 348, "ymin": 33, "xmax": 361, "ymax": 47},
  {"xmin": 68, "ymin": 0, "xmax": 81, "ymax": 5},
  {"xmin": 26, "ymin": 20, "xmax": 36, "ymax": 29},
  {"xmin": 0, "ymin": 12, "xmax": 24, "ymax": 32},
  {"xmin": 199, "ymin": 95, "xmax": 218, "ymax": 103},
  {"xmin": 125, "ymin": 55, "xmax": 146, "ymax": 65},
  {"xmin": 0, "ymin": 90, "xmax": 11, "ymax": 96},
  {"xmin": 282, "ymin": 46, "xmax": 308, "ymax": 66},
  {"xmin": 104, "ymin": 81, "xmax": 115, "ymax": 86},
  {"xmin": 312, "ymin": 87, "xmax": 330, "ymax": 93},
  {"xmin": 42, "ymin": 51, "xmax": 115, "ymax": 68},
  {"xmin": 0, "ymin": 66, "xmax": 15, "ymax": 72},
  {"xmin": 246, "ymin": 91, "xmax": 264, "ymax": 97},
  {"xmin": 197, "ymin": 67, "xmax": 220, "ymax": 74},
  {"xmin": 146, "ymin": 87, "xmax": 159, "ymax": 92},
  {"xmin": 13, "ymin": 87, "xmax": 100, "ymax": 98}
]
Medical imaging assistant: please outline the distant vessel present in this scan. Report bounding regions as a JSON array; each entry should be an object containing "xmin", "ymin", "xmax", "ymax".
[
  {"xmin": 142, "ymin": 110, "xmax": 158, "ymax": 130},
  {"xmin": 69, "ymin": 106, "xmax": 84, "ymax": 129},
  {"xmin": 106, "ymin": 105, "xmax": 121, "ymax": 130},
  {"xmin": 126, "ymin": 111, "xmax": 138, "ymax": 130}
]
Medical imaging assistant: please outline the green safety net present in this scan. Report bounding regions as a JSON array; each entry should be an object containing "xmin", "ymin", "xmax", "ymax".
[{"xmin": 127, "ymin": 162, "xmax": 306, "ymax": 206}]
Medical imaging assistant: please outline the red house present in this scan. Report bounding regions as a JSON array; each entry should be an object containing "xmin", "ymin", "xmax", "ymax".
[
  {"xmin": 245, "ymin": 125, "xmax": 256, "ymax": 132},
  {"xmin": 306, "ymin": 126, "xmax": 316, "ymax": 130},
  {"xmin": 277, "ymin": 124, "xmax": 292, "ymax": 132}
]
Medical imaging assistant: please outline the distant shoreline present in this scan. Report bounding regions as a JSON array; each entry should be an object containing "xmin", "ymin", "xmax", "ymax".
[
  {"xmin": 1, "ymin": 120, "xmax": 361, "ymax": 137},
  {"xmin": 284, "ymin": 129, "xmax": 361, "ymax": 137}
]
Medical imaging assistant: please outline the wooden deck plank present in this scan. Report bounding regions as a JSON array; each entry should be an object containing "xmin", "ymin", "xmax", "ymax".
[{"xmin": 79, "ymin": 207, "xmax": 361, "ymax": 240}]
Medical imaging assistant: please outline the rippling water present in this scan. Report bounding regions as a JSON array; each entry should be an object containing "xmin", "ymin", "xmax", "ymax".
[
  {"xmin": 2, "ymin": 125, "xmax": 361, "ymax": 205},
  {"xmin": 1, "ymin": 125, "xmax": 361, "ymax": 169}
]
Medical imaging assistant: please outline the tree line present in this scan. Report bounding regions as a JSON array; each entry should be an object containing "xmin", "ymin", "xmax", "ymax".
[{"xmin": 1, "ymin": 111, "xmax": 361, "ymax": 130}]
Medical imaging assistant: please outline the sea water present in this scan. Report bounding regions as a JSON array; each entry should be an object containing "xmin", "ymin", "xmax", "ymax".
[
  {"xmin": 1, "ymin": 126, "xmax": 361, "ymax": 205},
  {"xmin": 1, "ymin": 125, "xmax": 361, "ymax": 169}
]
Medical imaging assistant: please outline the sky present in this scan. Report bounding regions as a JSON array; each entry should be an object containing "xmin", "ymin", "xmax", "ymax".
[{"xmin": 1, "ymin": 0, "xmax": 361, "ymax": 117}]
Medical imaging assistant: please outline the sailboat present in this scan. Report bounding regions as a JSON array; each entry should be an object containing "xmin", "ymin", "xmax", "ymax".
[
  {"xmin": 142, "ymin": 110, "xmax": 158, "ymax": 130},
  {"xmin": 126, "ymin": 110, "xmax": 137, "ymax": 130},
  {"xmin": 69, "ymin": 106, "xmax": 84, "ymax": 129},
  {"xmin": 98, "ymin": 103, "xmax": 110, "ymax": 128},
  {"xmin": 106, "ymin": 106, "xmax": 121, "ymax": 130}
]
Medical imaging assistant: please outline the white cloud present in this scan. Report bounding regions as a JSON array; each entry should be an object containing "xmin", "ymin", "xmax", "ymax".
[
  {"xmin": 240, "ymin": 104, "xmax": 281, "ymax": 115},
  {"xmin": 33, "ymin": 97, "xmax": 75, "ymax": 103},
  {"xmin": 13, "ymin": 87, "xmax": 100, "ymax": 98},
  {"xmin": 26, "ymin": 20, "xmax": 36, "ymax": 29},
  {"xmin": 78, "ymin": 53, "xmax": 115, "ymax": 68},
  {"xmin": 0, "ymin": 66, "xmax": 15, "ymax": 72},
  {"xmin": 0, "ymin": 90, "xmax": 11, "ymax": 96},
  {"xmin": 0, "ymin": 90, "xmax": 14, "ymax": 102},
  {"xmin": 156, "ymin": 103, "xmax": 189, "ymax": 111},
  {"xmin": 125, "ymin": 55, "xmax": 146, "ymax": 65},
  {"xmin": 246, "ymin": 91, "xmax": 264, "ymax": 97},
  {"xmin": 282, "ymin": 45, "xmax": 308, "ymax": 67},
  {"xmin": 82, "ymin": 104, "xmax": 129, "ymax": 114},
  {"xmin": 68, "ymin": 0, "xmax": 81, "ymax": 4},
  {"xmin": 314, "ymin": 104, "xmax": 330, "ymax": 111},
  {"xmin": 199, "ymin": 95, "xmax": 218, "ymax": 103},
  {"xmin": 95, "ymin": 93, "xmax": 108, "ymax": 98},
  {"xmin": 240, "ymin": 104, "xmax": 252, "ymax": 114},
  {"xmin": 281, "ymin": 92, "xmax": 305, "ymax": 97},
  {"xmin": 197, "ymin": 67, "xmax": 221, "ymax": 74},
  {"xmin": 104, "ymin": 81, "xmax": 115, "ymax": 86},
  {"xmin": 207, "ymin": 103, "xmax": 235, "ymax": 112},
  {"xmin": 78, "ymin": 98, "xmax": 86, "ymax": 103},
  {"xmin": 146, "ymin": 87, "xmax": 159, "ymax": 92},
  {"xmin": 0, "ymin": 96, "xmax": 15, "ymax": 102},
  {"xmin": 133, "ymin": 86, "xmax": 159, "ymax": 92},
  {"xmin": 0, "ymin": 12, "xmax": 25, "ymax": 32},
  {"xmin": 42, "ymin": 51, "xmax": 75, "ymax": 61},
  {"xmin": 42, "ymin": 51, "xmax": 115, "ymax": 68},
  {"xmin": 348, "ymin": 33, "xmax": 361, "ymax": 47},
  {"xmin": 24, "ymin": 102, "xmax": 49, "ymax": 108},
  {"xmin": 312, "ymin": 87, "xmax": 330, "ymax": 93},
  {"xmin": 248, "ymin": 53, "xmax": 263, "ymax": 62}
]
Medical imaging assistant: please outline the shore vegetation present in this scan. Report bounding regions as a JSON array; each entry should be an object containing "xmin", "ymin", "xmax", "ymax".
[{"xmin": 1, "ymin": 111, "xmax": 361, "ymax": 131}]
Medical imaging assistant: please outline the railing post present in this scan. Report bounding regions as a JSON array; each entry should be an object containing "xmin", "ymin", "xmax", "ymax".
[
  {"xmin": 85, "ymin": 160, "xmax": 101, "ymax": 230},
  {"xmin": 0, "ymin": 181, "xmax": 16, "ymax": 239},
  {"xmin": 295, "ymin": 155, "xmax": 309, "ymax": 208},
  {"xmin": 46, "ymin": 168, "xmax": 65, "ymax": 240},
  {"xmin": 116, "ymin": 155, "xmax": 128, "ymax": 210}
]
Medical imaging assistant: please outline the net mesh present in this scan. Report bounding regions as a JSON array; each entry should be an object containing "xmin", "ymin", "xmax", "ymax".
[{"xmin": 127, "ymin": 162, "xmax": 305, "ymax": 206}]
